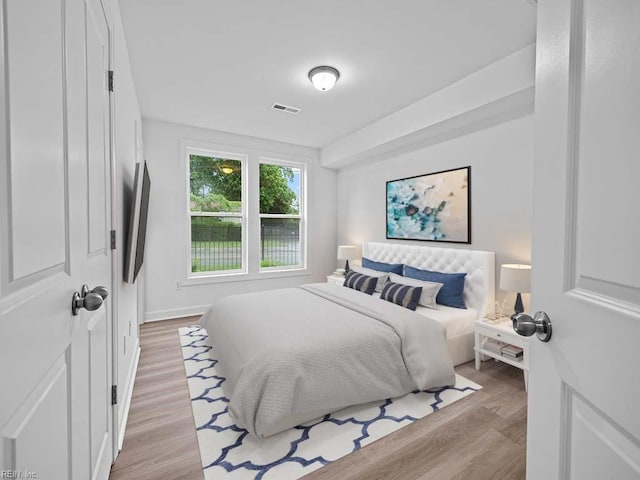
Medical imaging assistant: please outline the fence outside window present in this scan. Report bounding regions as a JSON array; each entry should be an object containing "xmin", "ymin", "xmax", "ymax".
[
  {"xmin": 191, "ymin": 218, "xmax": 242, "ymax": 272},
  {"xmin": 260, "ymin": 220, "xmax": 301, "ymax": 268},
  {"xmin": 191, "ymin": 220, "xmax": 300, "ymax": 272}
]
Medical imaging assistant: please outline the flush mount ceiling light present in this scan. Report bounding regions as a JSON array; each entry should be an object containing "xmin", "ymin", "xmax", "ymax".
[{"xmin": 308, "ymin": 65, "xmax": 340, "ymax": 92}]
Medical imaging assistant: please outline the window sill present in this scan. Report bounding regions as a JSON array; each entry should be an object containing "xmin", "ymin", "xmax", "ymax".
[{"xmin": 179, "ymin": 268, "xmax": 310, "ymax": 287}]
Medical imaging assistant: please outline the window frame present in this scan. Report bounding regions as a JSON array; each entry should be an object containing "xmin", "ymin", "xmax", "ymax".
[
  {"xmin": 180, "ymin": 142, "xmax": 309, "ymax": 286},
  {"xmin": 258, "ymin": 157, "xmax": 307, "ymax": 273},
  {"xmin": 185, "ymin": 146, "xmax": 248, "ymax": 278}
]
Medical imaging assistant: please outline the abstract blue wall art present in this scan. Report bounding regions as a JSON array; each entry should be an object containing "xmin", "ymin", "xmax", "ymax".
[{"xmin": 386, "ymin": 166, "xmax": 471, "ymax": 243}]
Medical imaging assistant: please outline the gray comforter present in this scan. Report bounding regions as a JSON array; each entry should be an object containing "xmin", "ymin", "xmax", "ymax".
[{"xmin": 202, "ymin": 282, "xmax": 455, "ymax": 438}]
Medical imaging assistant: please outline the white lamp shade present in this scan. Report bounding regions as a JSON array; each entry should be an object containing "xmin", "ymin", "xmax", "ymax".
[
  {"xmin": 499, "ymin": 264, "xmax": 531, "ymax": 293},
  {"xmin": 337, "ymin": 245, "xmax": 357, "ymax": 260}
]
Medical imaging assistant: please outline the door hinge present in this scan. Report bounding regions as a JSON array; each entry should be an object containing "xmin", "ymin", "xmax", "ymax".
[
  {"xmin": 108, "ymin": 70, "xmax": 114, "ymax": 92},
  {"xmin": 111, "ymin": 385, "xmax": 118, "ymax": 405},
  {"xmin": 110, "ymin": 230, "xmax": 116, "ymax": 250}
]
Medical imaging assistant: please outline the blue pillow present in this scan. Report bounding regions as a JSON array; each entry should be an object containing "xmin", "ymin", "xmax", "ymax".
[
  {"xmin": 403, "ymin": 265, "xmax": 467, "ymax": 309},
  {"xmin": 380, "ymin": 281, "xmax": 422, "ymax": 311},
  {"xmin": 362, "ymin": 257, "xmax": 403, "ymax": 275}
]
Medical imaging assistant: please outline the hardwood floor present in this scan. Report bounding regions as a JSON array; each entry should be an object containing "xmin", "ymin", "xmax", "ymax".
[
  {"xmin": 303, "ymin": 362, "xmax": 527, "ymax": 480},
  {"xmin": 110, "ymin": 318, "xmax": 527, "ymax": 480},
  {"xmin": 109, "ymin": 317, "xmax": 203, "ymax": 480}
]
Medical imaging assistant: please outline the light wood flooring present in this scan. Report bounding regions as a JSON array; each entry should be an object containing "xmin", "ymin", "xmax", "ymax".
[{"xmin": 110, "ymin": 318, "xmax": 527, "ymax": 480}]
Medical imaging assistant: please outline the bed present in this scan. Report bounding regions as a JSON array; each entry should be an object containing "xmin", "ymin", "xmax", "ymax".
[
  {"xmin": 201, "ymin": 242, "xmax": 495, "ymax": 438},
  {"xmin": 362, "ymin": 242, "xmax": 495, "ymax": 366}
]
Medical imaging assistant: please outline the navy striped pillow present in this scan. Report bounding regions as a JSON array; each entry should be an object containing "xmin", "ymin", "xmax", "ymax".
[
  {"xmin": 380, "ymin": 281, "xmax": 422, "ymax": 311},
  {"xmin": 343, "ymin": 271, "xmax": 378, "ymax": 295}
]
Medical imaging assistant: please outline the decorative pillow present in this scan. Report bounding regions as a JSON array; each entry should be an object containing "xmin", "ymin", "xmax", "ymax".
[
  {"xmin": 361, "ymin": 257, "xmax": 404, "ymax": 275},
  {"xmin": 343, "ymin": 271, "xmax": 378, "ymax": 295},
  {"xmin": 379, "ymin": 281, "xmax": 422, "ymax": 311},
  {"xmin": 351, "ymin": 265, "xmax": 389, "ymax": 292},
  {"xmin": 387, "ymin": 273, "xmax": 443, "ymax": 309},
  {"xmin": 403, "ymin": 265, "xmax": 467, "ymax": 309}
]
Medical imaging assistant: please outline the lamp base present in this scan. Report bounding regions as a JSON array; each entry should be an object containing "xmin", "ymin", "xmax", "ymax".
[
  {"xmin": 514, "ymin": 292, "xmax": 524, "ymax": 315},
  {"xmin": 344, "ymin": 260, "xmax": 350, "ymax": 274}
]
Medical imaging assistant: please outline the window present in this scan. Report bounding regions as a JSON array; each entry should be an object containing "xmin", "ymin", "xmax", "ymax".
[
  {"xmin": 186, "ymin": 146, "xmax": 306, "ymax": 279},
  {"xmin": 259, "ymin": 160, "xmax": 303, "ymax": 270},
  {"xmin": 188, "ymin": 151, "xmax": 246, "ymax": 275}
]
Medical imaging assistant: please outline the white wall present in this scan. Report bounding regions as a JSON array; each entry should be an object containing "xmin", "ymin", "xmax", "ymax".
[
  {"xmin": 142, "ymin": 119, "xmax": 337, "ymax": 321},
  {"xmin": 106, "ymin": 0, "xmax": 144, "ymax": 446},
  {"xmin": 336, "ymin": 114, "xmax": 534, "ymax": 309},
  {"xmin": 328, "ymin": 47, "xmax": 536, "ymax": 312}
]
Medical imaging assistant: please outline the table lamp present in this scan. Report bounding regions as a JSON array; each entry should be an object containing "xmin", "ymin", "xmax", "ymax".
[
  {"xmin": 337, "ymin": 245, "xmax": 357, "ymax": 274},
  {"xmin": 499, "ymin": 264, "xmax": 531, "ymax": 315}
]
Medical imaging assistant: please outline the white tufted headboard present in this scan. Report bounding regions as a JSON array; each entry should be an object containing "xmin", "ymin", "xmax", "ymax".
[{"xmin": 362, "ymin": 242, "xmax": 495, "ymax": 319}]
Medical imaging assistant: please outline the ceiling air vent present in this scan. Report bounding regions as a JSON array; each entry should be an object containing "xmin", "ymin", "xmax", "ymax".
[{"xmin": 271, "ymin": 103, "xmax": 301, "ymax": 115}]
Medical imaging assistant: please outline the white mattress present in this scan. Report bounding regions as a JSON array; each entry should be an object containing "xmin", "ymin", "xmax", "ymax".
[{"xmin": 371, "ymin": 292, "xmax": 477, "ymax": 339}]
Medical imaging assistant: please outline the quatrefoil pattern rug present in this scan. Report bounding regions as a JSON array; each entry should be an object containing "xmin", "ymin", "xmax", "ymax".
[{"xmin": 180, "ymin": 325, "xmax": 481, "ymax": 480}]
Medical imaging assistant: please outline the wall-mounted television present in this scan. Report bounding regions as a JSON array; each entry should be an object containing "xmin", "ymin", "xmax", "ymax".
[{"xmin": 124, "ymin": 161, "xmax": 150, "ymax": 283}]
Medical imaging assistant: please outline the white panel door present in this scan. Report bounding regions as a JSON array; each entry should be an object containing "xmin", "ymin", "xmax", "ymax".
[
  {"xmin": 0, "ymin": 0, "xmax": 74, "ymax": 477},
  {"xmin": 0, "ymin": 0, "xmax": 114, "ymax": 478},
  {"xmin": 84, "ymin": 0, "xmax": 114, "ymax": 476},
  {"xmin": 526, "ymin": 0, "xmax": 640, "ymax": 478},
  {"xmin": 69, "ymin": 0, "xmax": 114, "ymax": 478}
]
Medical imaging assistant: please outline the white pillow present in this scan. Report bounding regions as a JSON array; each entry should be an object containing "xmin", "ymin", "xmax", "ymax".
[
  {"xmin": 351, "ymin": 266, "xmax": 388, "ymax": 292},
  {"xmin": 387, "ymin": 273, "xmax": 443, "ymax": 309}
]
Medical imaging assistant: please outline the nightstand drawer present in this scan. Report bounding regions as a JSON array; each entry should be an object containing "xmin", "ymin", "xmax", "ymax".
[{"xmin": 475, "ymin": 323, "xmax": 524, "ymax": 348}]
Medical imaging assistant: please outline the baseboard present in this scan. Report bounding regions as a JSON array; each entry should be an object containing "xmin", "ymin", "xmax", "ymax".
[
  {"xmin": 144, "ymin": 304, "xmax": 211, "ymax": 323},
  {"xmin": 117, "ymin": 341, "xmax": 140, "ymax": 451}
]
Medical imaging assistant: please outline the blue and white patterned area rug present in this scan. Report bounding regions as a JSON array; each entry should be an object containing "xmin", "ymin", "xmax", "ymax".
[{"xmin": 180, "ymin": 325, "xmax": 481, "ymax": 480}]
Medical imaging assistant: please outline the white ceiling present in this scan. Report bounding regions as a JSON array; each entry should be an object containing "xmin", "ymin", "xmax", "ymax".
[{"xmin": 119, "ymin": 0, "xmax": 536, "ymax": 148}]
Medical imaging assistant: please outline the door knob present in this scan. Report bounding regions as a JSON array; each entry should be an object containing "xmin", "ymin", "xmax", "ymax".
[
  {"xmin": 72, "ymin": 292, "xmax": 103, "ymax": 316},
  {"xmin": 512, "ymin": 311, "xmax": 552, "ymax": 342},
  {"xmin": 80, "ymin": 284, "xmax": 109, "ymax": 300}
]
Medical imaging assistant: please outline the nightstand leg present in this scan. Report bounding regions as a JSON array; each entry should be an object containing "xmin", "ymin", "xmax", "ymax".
[{"xmin": 524, "ymin": 371, "xmax": 529, "ymax": 392}]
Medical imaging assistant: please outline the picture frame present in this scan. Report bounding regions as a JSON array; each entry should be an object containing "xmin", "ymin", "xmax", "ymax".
[{"xmin": 386, "ymin": 166, "xmax": 471, "ymax": 244}]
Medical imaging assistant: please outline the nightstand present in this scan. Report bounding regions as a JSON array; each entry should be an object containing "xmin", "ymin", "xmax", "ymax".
[
  {"xmin": 474, "ymin": 318, "xmax": 529, "ymax": 391},
  {"xmin": 326, "ymin": 273, "xmax": 345, "ymax": 286}
]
